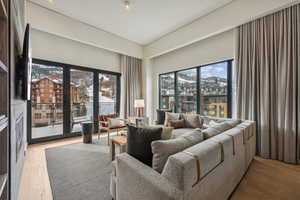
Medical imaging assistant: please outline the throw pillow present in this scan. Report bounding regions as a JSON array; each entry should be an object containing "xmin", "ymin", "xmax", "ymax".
[
  {"xmin": 164, "ymin": 112, "xmax": 181, "ymax": 127},
  {"xmin": 202, "ymin": 122, "xmax": 233, "ymax": 139},
  {"xmin": 161, "ymin": 127, "xmax": 174, "ymax": 140},
  {"xmin": 169, "ymin": 119, "xmax": 185, "ymax": 129},
  {"xmin": 209, "ymin": 120, "xmax": 220, "ymax": 127},
  {"xmin": 141, "ymin": 126, "xmax": 174, "ymax": 140},
  {"xmin": 202, "ymin": 127, "xmax": 221, "ymax": 139},
  {"xmin": 180, "ymin": 129, "xmax": 204, "ymax": 145},
  {"xmin": 107, "ymin": 118, "xmax": 123, "ymax": 128},
  {"xmin": 182, "ymin": 114, "xmax": 203, "ymax": 128},
  {"xmin": 211, "ymin": 122, "xmax": 232, "ymax": 132},
  {"xmin": 126, "ymin": 125, "xmax": 162, "ymax": 166},
  {"xmin": 151, "ymin": 129, "xmax": 204, "ymax": 173},
  {"xmin": 156, "ymin": 109, "xmax": 171, "ymax": 125}
]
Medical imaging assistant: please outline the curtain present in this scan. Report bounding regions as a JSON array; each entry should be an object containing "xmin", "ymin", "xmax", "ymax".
[
  {"xmin": 235, "ymin": 4, "xmax": 300, "ymax": 164},
  {"xmin": 121, "ymin": 55, "xmax": 142, "ymax": 118}
]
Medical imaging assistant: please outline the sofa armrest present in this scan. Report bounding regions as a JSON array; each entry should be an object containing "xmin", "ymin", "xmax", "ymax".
[{"xmin": 116, "ymin": 153, "xmax": 183, "ymax": 200}]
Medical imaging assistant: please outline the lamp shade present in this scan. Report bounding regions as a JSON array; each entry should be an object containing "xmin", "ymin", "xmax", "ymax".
[{"xmin": 134, "ymin": 99, "xmax": 145, "ymax": 108}]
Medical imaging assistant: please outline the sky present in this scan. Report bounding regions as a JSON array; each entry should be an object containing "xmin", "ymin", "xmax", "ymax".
[{"xmin": 200, "ymin": 62, "xmax": 227, "ymax": 79}]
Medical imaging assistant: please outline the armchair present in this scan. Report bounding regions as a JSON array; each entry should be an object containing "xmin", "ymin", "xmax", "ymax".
[{"xmin": 98, "ymin": 114, "xmax": 127, "ymax": 145}]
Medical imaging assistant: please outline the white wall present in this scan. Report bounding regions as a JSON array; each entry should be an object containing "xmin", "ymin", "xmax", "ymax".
[
  {"xmin": 32, "ymin": 29, "xmax": 121, "ymax": 72},
  {"xmin": 144, "ymin": 0, "xmax": 300, "ymax": 58},
  {"xmin": 27, "ymin": 1, "xmax": 143, "ymax": 59},
  {"xmin": 149, "ymin": 30, "xmax": 235, "ymax": 119}
]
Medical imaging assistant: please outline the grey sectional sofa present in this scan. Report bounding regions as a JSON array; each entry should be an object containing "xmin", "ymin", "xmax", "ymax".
[{"xmin": 111, "ymin": 116, "xmax": 256, "ymax": 200}]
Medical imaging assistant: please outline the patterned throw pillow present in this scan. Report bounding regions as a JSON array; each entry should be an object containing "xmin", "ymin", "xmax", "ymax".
[{"xmin": 169, "ymin": 119, "xmax": 185, "ymax": 129}]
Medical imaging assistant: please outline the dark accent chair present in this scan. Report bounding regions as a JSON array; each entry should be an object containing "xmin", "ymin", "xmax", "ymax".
[{"xmin": 155, "ymin": 109, "xmax": 172, "ymax": 125}]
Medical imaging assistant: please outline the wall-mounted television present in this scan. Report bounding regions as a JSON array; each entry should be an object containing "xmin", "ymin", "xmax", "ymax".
[{"xmin": 16, "ymin": 24, "xmax": 32, "ymax": 100}]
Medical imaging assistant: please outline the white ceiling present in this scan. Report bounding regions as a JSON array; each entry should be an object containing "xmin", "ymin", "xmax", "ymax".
[{"xmin": 29, "ymin": 0, "xmax": 234, "ymax": 45}]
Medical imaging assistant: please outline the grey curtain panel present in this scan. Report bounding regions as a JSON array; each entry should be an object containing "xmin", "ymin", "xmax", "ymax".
[
  {"xmin": 235, "ymin": 4, "xmax": 300, "ymax": 164},
  {"xmin": 121, "ymin": 55, "xmax": 142, "ymax": 118}
]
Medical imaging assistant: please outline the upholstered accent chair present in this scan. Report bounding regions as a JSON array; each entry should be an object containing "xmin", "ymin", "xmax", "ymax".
[{"xmin": 98, "ymin": 114, "xmax": 126, "ymax": 145}]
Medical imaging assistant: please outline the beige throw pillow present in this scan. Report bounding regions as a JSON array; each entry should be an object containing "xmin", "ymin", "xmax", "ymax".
[
  {"xmin": 151, "ymin": 129, "xmax": 204, "ymax": 173},
  {"xmin": 182, "ymin": 114, "xmax": 203, "ymax": 128},
  {"xmin": 161, "ymin": 127, "xmax": 174, "ymax": 140},
  {"xmin": 107, "ymin": 118, "xmax": 122, "ymax": 128},
  {"xmin": 164, "ymin": 112, "xmax": 181, "ymax": 127}
]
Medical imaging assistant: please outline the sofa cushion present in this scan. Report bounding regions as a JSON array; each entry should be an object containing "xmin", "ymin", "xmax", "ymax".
[
  {"xmin": 126, "ymin": 125, "xmax": 162, "ymax": 166},
  {"xmin": 182, "ymin": 114, "xmax": 203, "ymax": 128},
  {"xmin": 161, "ymin": 140, "xmax": 224, "ymax": 190},
  {"xmin": 151, "ymin": 129, "xmax": 204, "ymax": 173},
  {"xmin": 225, "ymin": 119, "xmax": 242, "ymax": 127},
  {"xmin": 172, "ymin": 128, "xmax": 194, "ymax": 138},
  {"xmin": 202, "ymin": 122, "xmax": 233, "ymax": 139},
  {"xmin": 169, "ymin": 119, "xmax": 185, "ymax": 129},
  {"xmin": 164, "ymin": 112, "xmax": 181, "ymax": 127}
]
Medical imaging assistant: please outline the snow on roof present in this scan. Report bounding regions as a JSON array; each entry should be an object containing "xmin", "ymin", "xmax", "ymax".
[{"xmin": 178, "ymin": 77, "xmax": 196, "ymax": 84}]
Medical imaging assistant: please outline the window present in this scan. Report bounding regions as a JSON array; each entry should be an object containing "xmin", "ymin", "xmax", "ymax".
[
  {"xmin": 159, "ymin": 60, "xmax": 232, "ymax": 117},
  {"xmin": 159, "ymin": 73, "xmax": 175, "ymax": 111},
  {"xmin": 200, "ymin": 62, "xmax": 230, "ymax": 118},
  {"xmin": 177, "ymin": 69, "xmax": 197, "ymax": 114},
  {"xmin": 34, "ymin": 113, "xmax": 42, "ymax": 119}
]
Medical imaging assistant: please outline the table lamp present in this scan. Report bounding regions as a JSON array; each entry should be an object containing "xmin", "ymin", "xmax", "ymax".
[{"xmin": 134, "ymin": 99, "xmax": 145, "ymax": 117}]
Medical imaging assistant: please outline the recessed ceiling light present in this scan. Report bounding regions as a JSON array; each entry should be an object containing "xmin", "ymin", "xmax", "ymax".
[
  {"xmin": 124, "ymin": 0, "xmax": 130, "ymax": 10},
  {"xmin": 48, "ymin": 0, "xmax": 54, "ymax": 3}
]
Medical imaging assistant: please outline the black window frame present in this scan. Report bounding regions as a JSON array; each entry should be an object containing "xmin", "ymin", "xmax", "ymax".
[
  {"xmin": 27, "ymin": 58, "xmax": 121, "ymax": 144},
  {"xmin": 158, "ymin": 59, "xmax": 233, "ymax": 118}
]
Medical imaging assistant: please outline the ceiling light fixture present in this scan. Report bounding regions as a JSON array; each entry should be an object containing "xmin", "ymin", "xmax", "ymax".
[{"xmin": 124, "ymin": 0, "xmax": 130, "ymax": 10}]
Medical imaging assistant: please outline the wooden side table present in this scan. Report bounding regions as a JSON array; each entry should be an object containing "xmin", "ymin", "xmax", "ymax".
[{"xmin": 111, "ymin": 136, "xmax": 127, "ymax": 161}]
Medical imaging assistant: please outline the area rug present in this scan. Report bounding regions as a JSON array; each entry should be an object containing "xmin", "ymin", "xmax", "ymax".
[{"xmin": 45, "ymin": 139, "xmax": 114, "ymax": 200}]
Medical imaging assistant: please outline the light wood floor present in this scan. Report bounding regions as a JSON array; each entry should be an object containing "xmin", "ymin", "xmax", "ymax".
[{"xmin": 19, "ymin": 136, "xmax": 300, "ymax": 200}]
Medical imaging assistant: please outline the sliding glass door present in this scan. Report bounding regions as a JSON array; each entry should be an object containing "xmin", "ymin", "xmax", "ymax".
[
  {"xmin": 99, "ymin": 73, "xmax": 117, "ymax": 115},
  {"xmin": 31, "ymin": 63, "xmax": 64, "ymax": 139},
  {"xmin": 28, "ymin": 59, "xmax": 121, "ymax": 144},
  {"xmin": 70, "ymin": 69, "xmax": 94, "ymax": 133}
]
